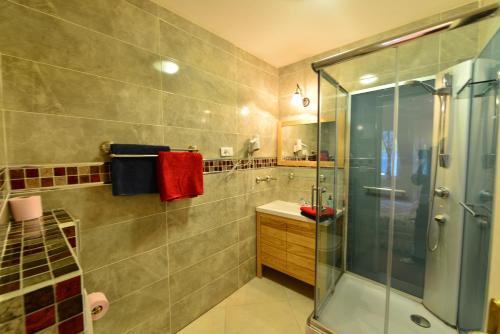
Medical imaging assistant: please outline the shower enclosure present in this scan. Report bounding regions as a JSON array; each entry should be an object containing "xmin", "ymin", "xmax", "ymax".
[{"xmin": 309, "ymin": 5, "xmax": 500, "ymax": 334}]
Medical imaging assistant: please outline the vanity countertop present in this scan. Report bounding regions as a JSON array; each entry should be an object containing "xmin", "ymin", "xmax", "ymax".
[{"xmin": 256, "ymin": 200, "xmax": 344, "ymax": 224}]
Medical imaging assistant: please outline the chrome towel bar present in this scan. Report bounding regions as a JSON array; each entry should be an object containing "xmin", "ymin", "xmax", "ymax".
[{"xmin": 100, "ymin": 141, "xmax": 198, "ymax": 158}]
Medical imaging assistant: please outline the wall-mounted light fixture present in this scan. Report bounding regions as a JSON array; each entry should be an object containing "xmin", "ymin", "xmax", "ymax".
[{"xmin": 291, "ymin": 84, "xmax": 310, "ymax": 107}]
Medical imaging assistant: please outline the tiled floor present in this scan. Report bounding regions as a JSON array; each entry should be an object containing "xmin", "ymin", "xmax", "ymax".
[{"xmin": 178, "ymin": 269, "xmax": 314, "ymax": 334}]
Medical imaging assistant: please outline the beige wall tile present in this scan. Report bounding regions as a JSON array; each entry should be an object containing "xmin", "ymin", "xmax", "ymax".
[
  {"xmin": 238, "ymin": 257, "xmax": 256, "ymax": 287},
  {"xmin": 166, "ymin": 171, "xmax": 251, "ymax": 211},
  {"xmin": 39, "ymin": 186, "xmax": 165, "ymax": 230},
  {"xmin": 5, "ymin": 111, "xmax": 163, "ymax": 164},
  {"xmin": 93, "ymin": 278, "xmax": 170, "ymax": 334},
  {"xmin": 160, "ymin": 60, "xmax": 237, "ymax": 106},
  {"xmin": 80, "ymin": 212, "xmax": 167, "ymax": 271},
  {"xmin": 2, "ymin": 56, "xmax": 162, "ymax": 125},
  {"xmin": 84, "ymin": 246, "xmax": 168, "ymax": 301},
  {"xmin": 167, "ymin": 193, "xmax": 250, "ymax": 243},
  {"xmin": 237, "ymin": 84, "xmax": 279, "ymax": 117},
  {"xmin": 170, "ymin": 269, "xmax": 238, "ymax": 332},
  {"xmin": 157, "ymin": 7, "xmax": 235, "ymax": 54},
  {"xmin": 237, "ymin": 215, "xmax": 256, "ymax": 241},
  {"xmin": 168, "ymin": 222, "xmax": 238, "ymax": 272},
  {"xmin": 125, "ymin": 0, "xmax": 159, "ymax": 16},
  {"xmin": 123, "ymin": 308, "xmax": 171, "ymax": 334},
  {"xmin": 0, "ymin": 1, "xmax": 161, "ymax": 89},
  {"xmin": 169, "ymin": 245, "xmax": 238, "ymax": 303},
  {"xmin": 237, "ymin": 58, "xmax": 279, "ymax": 94},
  {"xmin": 238, "ymin": 236, "xmax": 256, "ymax": 264},
  {"xmin": 12, "ymin": 0, "xmax": 159, "ymax": 52},
  {"xmin": 163, "ymin": 92, "xmax": 237, "ymax": 132},
  {"xmin": 165, "ymin": 126, "xmax": 237, "ymax": 159},
  {"xmin": 159, "ymin": 21, "xmax": 236, "ymax": 80},
  {"xmin": 236, "ymin": 48, "xmax": 278, "ymax": 76}
]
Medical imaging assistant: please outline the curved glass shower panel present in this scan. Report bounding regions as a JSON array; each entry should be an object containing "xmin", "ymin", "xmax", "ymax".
[{"xmin": 458, "ymin": 23, "xmax": 500, "ymax": 333}]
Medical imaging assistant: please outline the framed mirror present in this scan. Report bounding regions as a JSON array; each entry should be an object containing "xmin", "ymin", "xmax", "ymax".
[{"xmin": 277, "ymin": 115, "xmax": 344, "ymax": 168}]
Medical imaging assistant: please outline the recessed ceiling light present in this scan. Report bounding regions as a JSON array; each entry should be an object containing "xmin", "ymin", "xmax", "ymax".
[{"xmin": 359, "ymin": 74, "xmax": 378, "ymax": 85}]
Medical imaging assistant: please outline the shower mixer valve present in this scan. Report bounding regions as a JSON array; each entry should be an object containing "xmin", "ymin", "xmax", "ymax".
[
  {"xmin": 434, "ymin": 214, "xmax": 447, "ymax": 225},
  {"xmin": 434, "ymin": 186, "xmax": 450, "ymax": 198}
]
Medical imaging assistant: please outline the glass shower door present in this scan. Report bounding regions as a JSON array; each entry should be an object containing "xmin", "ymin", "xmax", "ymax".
[
  {"xmin": 315, "ymin": 70, "xmax": 347, "ymax": 314},
  {"xmin": 314, "ymin": 47, "xmax": 398, "ymax": 334}
]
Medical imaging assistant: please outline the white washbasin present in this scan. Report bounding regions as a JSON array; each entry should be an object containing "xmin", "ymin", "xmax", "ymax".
[{"xmin": 256, "ymin": 200, "xmax": 344, "ymax": 224}]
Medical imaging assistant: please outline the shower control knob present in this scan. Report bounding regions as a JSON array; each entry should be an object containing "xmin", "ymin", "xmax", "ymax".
[
  {"xmin": 434, "ymin": 186, "xmax": 450, "ymax": 198},
  {"xmin": 434, "ymin": 214, "xmax": 447, "ymax": 225}
]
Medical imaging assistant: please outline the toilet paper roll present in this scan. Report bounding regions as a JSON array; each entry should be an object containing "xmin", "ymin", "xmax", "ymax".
[
  {"xmin": 88, "ymin": 292, "xmax": 109, "ymax": 321},
  {"xmin": 9, "ymin": 196, "xmax": 43, "ymax": 221}
]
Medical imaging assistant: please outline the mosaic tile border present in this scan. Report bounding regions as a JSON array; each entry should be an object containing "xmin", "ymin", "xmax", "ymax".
[
  {"xmin": 9, "ymin": 165, "xmax": 111, "ymax": 192},
  {"xmin": 8, "ymin": 157, "xmax": 277, "ymax": 192}
]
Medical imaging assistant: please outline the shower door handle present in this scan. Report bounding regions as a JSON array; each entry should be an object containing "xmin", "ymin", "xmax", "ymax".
[{"xmin": 362, "ymin": 186, "xmax": 406, "ymax": 195}]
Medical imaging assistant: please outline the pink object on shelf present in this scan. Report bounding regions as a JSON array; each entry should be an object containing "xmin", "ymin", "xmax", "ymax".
[
  {"xmin": 88, "ymin": 292, "xmax": 109, "ymax": 321},
  {"xmin": 9, "ymin": 195, "xmax": 43, "ymax": 221}
]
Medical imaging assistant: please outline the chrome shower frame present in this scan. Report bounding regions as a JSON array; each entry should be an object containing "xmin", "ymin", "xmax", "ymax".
[{"xmin": 308, "ymin": 4, "xmax": 499, "ymax": 334}]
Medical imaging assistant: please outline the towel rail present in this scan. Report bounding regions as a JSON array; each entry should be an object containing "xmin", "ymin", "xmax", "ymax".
[{"xmin": 100, "ymin": 141, "xmax": 198, "ymax": 158}]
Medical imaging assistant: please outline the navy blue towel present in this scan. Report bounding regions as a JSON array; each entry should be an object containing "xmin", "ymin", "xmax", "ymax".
[{"xmin": 111, "ymin": 144, "xmax": 170, "ymax": 196}]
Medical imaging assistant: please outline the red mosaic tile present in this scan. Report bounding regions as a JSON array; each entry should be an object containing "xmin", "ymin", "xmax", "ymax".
[
  {"xmin": 54, "ymin": 167, "xmax": 66, "ymax": 176},
  {"xmin": 41, "ymin": 177, "xmax": 54, "ymax": 187},
  {"xmin": 56, "ymin": 276, "xmax": 81, "ymax": 302},
  {"xmin": 25, "ymin": 305, "xmax": 55, "ymax": 334},
  {"xmin": 90, "ymin": 174, "xmax": 101, "ymax": 182},
  {"xmin": 68, "ymin": 237, "xmax": 77, "ymax": 248},
  {"xmin": 57, "ymin": 294, "xmax": 83, "ymax": 321},
  {"xmin": 66, "ymin": 167, "xmax": 78, "ymax": 175},
  {"xmin": 0, "ymin": 281, "xmax": 20, "ymax": 294},
  {"xmin": 24, "ymin": 286, "xmax": 54, "ymax": 314},
  {"xmin": 58, "ymin": 313, "xmax": 84, "ymax": 334},
  {"xmin": 63, "ymin": 226, "xmax": 76, "ymax": 238},
  {"xmin": 25, "ymin": 168, "xmax": 39, "ymax": 178},
  {"xmin": 11, "ymin": 179, "xmax": 26, "ymax": 190},
  {"xmin": 9, "ymin": 169, "xmax": 24, "ymax": 179},
  {"xmin": 79, "ymin": 175, "xmax": 89, "ymax": 183},
  {"xmin": 90, "ymin": 166, "xmax": 100, "ymax": 174},
  {"xmin": 67, "ymin": 176, "xmax": 78, "ymax": 185}
]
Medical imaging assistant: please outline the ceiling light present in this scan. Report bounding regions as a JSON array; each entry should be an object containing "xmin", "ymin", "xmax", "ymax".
[
  {"xmin": 359, "ymin": 74, "xmax": 378, "ymax": 85},
  {"xmin": 291, "ymin": 84, "xmax": 310, "ymax": 107}
]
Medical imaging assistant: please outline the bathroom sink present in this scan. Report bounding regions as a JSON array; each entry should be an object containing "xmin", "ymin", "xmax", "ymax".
[{"xmin": 256, "ymin": 200, "xmax": 343, "ymax": 223}]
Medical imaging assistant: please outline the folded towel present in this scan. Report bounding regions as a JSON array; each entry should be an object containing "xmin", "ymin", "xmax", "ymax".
[
  {"xmin": 300, "ymin": 206, "xmax": 335, "ymax": 222},
  {"xmin": 157, "ymin": 152, "xmax": 204, "ymax": 202},
  {"xmin": 111, "ymin": 144, "xmax": 170, "ymax": 196}
]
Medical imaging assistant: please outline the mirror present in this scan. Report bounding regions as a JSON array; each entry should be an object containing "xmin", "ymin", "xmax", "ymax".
[{"xmin": 277, "ymin": 117, "xmax": 343, "ymax": 167}]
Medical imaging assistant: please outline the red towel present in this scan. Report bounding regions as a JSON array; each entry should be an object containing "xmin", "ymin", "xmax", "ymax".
[
  {"xmin": 300, "ymin": 206, "xmax": 335, "ymax": 221},
  {"xmin": 157, "ymin": 152, "xmax": 204, "ymax": 202}
]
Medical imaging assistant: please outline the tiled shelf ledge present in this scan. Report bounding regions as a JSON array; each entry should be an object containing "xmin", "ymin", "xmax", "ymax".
[
  {"xmin": 7, "ymin": 157, "xmax": 277, "ymax": 193},
  {"xmin": 0, "ymin": 209, "xmax": 83, "ymax": 334}
]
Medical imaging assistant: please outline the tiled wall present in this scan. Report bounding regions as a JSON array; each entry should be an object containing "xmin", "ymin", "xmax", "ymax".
[{"xmin": 0, "ymin": 0, "xmax": 279, "ymax": 333}]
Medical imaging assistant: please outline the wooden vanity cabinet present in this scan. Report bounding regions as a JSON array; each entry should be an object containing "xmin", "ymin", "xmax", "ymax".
[{"xmin": 256, "ymin": 212, "xmax": 316, "ymax": 285}]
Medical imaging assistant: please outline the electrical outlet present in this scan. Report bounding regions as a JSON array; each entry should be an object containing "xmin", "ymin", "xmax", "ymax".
[{"xmin": 220, "ymin": 147, "xmax": 234, "ymax": 157}]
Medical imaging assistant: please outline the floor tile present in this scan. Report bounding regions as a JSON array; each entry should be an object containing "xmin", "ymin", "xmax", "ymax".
[
  {"xmin": 225, "ymin": 301, "xmax": 302, "ymax": 334},
  {"xmin": 177, "ymin": 307, "xmax": 226, "ymax": 334},
  {"xmin": 222, "ymin": 277, "xmax": 289, "ymax": 306}
]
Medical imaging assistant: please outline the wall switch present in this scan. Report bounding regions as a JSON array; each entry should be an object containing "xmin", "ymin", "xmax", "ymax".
[{"xmin": 220, "ymin": 147, "xmax": 234, "ymax": 157}]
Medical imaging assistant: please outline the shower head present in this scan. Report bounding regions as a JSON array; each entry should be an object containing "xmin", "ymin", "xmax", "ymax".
[{"xmin": 402, "ymin": 80, "xmax": 451, "ymax": 96}]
